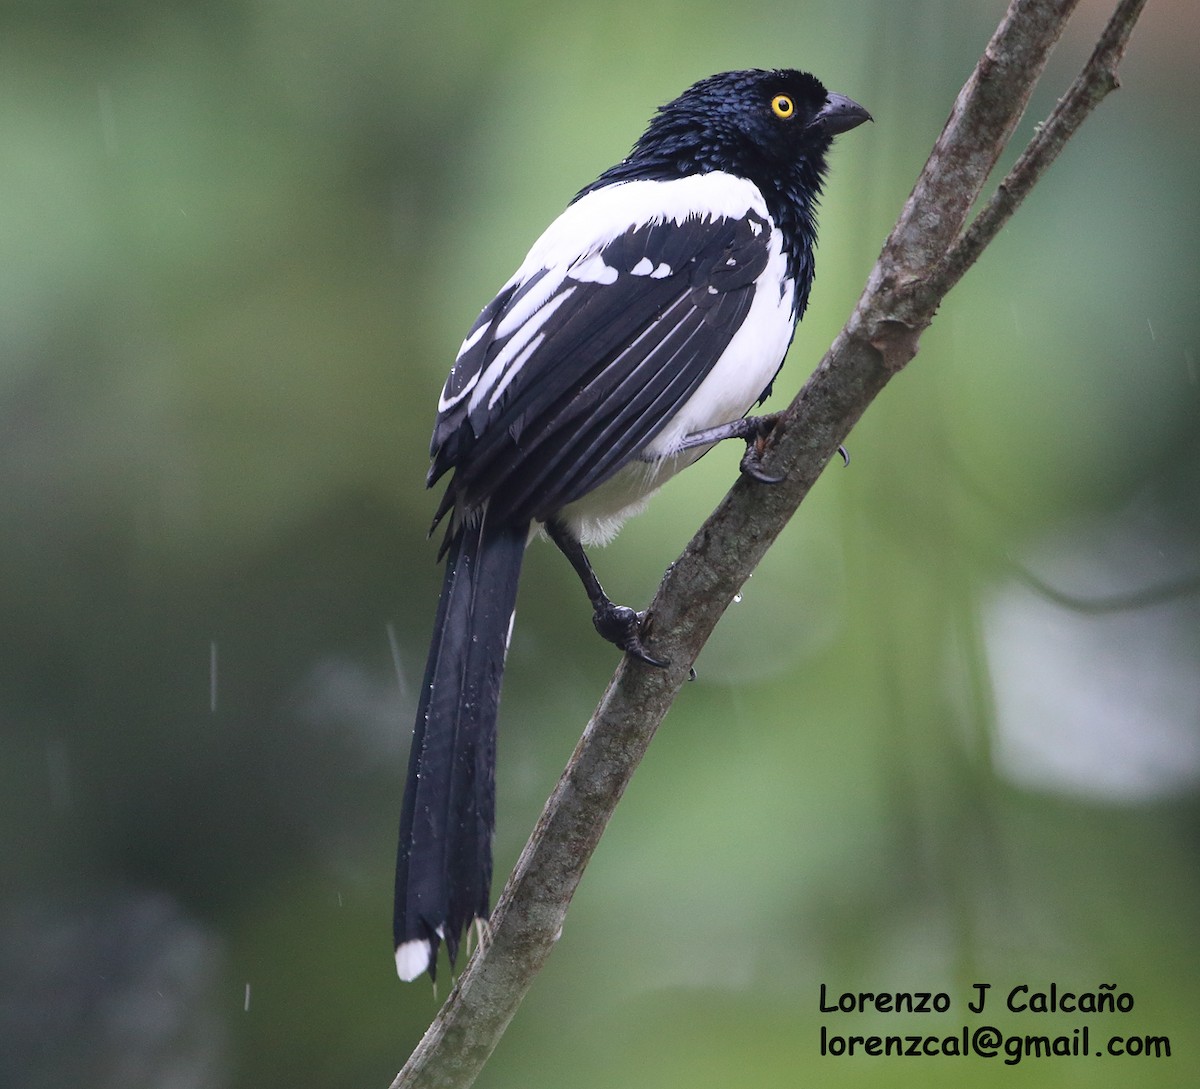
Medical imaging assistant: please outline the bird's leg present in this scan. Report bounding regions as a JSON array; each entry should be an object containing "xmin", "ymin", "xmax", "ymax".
[
  {"xmin": 544, "ymin": 519, "xmax": 669, "ymax": 668},
  {"xmin": 679, "ymin": 413, "xmax": 850, "ymax": 479},
  {"xmin": 677, "ymin": 412, "xmax": 785, "ymax": 483}
]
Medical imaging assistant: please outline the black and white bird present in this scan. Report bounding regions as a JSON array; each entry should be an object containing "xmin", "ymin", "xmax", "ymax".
[{"xmin": 394, "ymin": 68, "xmax": 869, "ymax": 981}]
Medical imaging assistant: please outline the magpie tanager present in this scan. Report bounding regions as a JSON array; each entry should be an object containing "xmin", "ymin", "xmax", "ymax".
[{"xmin": 394, "ymin": 68, "xmax": 869, "ymax": 981}]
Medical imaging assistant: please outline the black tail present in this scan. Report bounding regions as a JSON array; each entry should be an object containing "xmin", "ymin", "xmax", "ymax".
[{"xmin": 393, "ymin": 511, "xmax": 527, "ymax": 981}]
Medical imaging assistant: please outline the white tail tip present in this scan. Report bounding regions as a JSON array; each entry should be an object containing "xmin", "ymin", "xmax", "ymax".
[{"xmin": 395, "ymin": 939, "xmax": 432, "ymax": 982}]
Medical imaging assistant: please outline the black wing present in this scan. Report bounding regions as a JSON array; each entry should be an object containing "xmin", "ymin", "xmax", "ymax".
[{"xmin": 430, "ymin": 207, "xmax": 774, "ymax": 528}]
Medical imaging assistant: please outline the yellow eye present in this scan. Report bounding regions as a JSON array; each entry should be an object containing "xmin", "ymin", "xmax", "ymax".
[{"xmin": 771, "ymin": 94, "xmax": 795, "ymax": 120}]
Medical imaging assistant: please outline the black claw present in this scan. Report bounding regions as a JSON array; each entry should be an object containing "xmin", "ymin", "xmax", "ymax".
[
  {"xmin": 837, "ymin": 445, "xmax": 850, "ymax": 467},
  {"xmin": 737, "ymin": 414, "xmax": 785, "ymax": 484},
  {"xmin": 630, "ymin": 644, "xmax": 671, "ymax": 669},
  {"xmin": 739, "ymin": 446, "xmax": 785, "ymax": 484},
  {"xmin": 593, "ymin": 604, "xmax": 669, "ymax": 668}
]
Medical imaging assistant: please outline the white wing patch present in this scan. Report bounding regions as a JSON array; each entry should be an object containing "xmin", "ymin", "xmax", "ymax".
[
  {"xmin": 438, "ymin": 325, "xmax": 488, "ymax": 412},
  {"xmin": 494, "ymin": 270, "xmax": 568, "ymax": 340},
  {"xmin": 630, "ymin": 257, "xmax": 673, "ymax": 278},
  {"xmin": 569, "ymin": 253, "xmax": 618, "ymax": 285},
  {"xmin": 473, "ymin": 288, "xmax": 575, "ymax": 413},
  {"xmin": 458, "ymin": 323, "xmax": 489, "ymax": 357},
  {"xmin": 485, "ymin": 332, "xmax": 544, "ymax": 410}
]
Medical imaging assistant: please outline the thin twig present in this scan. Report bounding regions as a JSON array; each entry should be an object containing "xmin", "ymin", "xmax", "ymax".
[
  {"xmin": 934, "ymin": 0, "xmax": 1151, "ymax": 297},
  {"xmin": 873, "ymin": 0, "xmax": 1081, "ymax": 283}
]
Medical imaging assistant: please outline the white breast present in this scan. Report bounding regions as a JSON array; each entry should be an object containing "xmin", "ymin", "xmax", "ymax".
[{"xmin": 645, "ymin": 225, "xmax": 794, "ymax": 456}]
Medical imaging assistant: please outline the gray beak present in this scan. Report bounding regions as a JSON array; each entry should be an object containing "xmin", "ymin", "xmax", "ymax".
[{"xmin": 809, "ymin": 92, "xmax": 872, "ymax": 136}]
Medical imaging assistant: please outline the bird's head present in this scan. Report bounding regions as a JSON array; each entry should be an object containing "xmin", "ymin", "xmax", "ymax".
[{"xmin": 628, "ymin": 68, "xmax": 870, "ymax": 192}]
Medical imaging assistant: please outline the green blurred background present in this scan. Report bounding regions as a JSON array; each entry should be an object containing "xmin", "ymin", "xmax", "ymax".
[{"xmin": 2, "ymin": 0, "xmax": 1197, "ymax": 1086}]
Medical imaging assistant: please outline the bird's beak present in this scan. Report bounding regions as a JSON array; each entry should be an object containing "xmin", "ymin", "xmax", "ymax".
[{"xmin": 809, "ymin": 93, "xmax": 872, "ymax": 136}]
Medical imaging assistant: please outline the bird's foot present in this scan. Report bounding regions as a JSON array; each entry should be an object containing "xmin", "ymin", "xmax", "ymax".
[
  {"xmin": 738, "ymin": 413, "xmax": 785, "ymax": 483},
  {"xmin": 677, "ymin": 412, "xmax": 785, "ymax": 483},
  {"xmin": 593, "ymin": 603, "xmax": 669, "ymax": 668}
]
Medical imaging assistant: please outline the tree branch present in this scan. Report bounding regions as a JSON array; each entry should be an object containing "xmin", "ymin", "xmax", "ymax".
[{"xmin": 390, "ymin": 1, "xmax": 1149, "ymax": 1085}]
